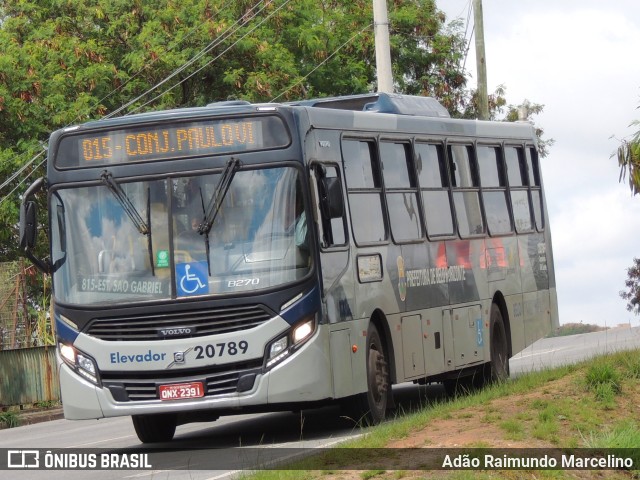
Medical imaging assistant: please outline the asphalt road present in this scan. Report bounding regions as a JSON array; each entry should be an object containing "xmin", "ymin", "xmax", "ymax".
[{"xmin": 510, "ymin": 325, "xmax": 640, "ymax": 375}]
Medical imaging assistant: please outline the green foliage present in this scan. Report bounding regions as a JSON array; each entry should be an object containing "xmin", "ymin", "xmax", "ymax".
[
  {"xmin": 33, "ymin": 288, "xmax": 54, "ymax": 346},
  {"xmin": 502, "ymin": 99, "xmax": 555, "ymax": 158},
  {"xmin": 0, "ymin": 411, "xmax": 19, "ymax": 428},
  {"xmin": 547, "ymin": 323, "xmax": 606, "ymax": 337},
  {"xmin": 620, "ymin": 354, "xmax": 640, "ymax": 379},
  {"xmin": 0, "ymin": 0, "xmax": 553, "ymax": 325},
  {"xmin": 361, "ymin": 470, "xmax": 386, "ymax": 480},
  {"xmin": 583, "ymin": 421, "xmax": 640, "ymax": 472},
  {"xmin": 620, "ymin": 257, "xmax": 640, "ymax": 316},
  {"xmin": 499, "ymin": 418, "xmax": 524, "ymax": 440},
  {"xmin": 34, "ymin": 400, "xmax": 59, "ymax": 409},
  {"xmin": 615, "ymin": 119, "xmax": 640, "ymax": 195},
  {"xmin": 585, "ymin": 361, "xmax": 621, "ymax": 408},
  {"xmin": 243, "ymin": 350, "xmax": 640, "ymax": 479},
  {"xmin": 0, "ymin": 0, "xmax": 473, "ymax": 262}
]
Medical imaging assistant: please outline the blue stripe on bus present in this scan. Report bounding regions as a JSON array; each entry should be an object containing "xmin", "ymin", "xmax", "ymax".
[
  {"xmin": 280, "ymin": 285, "xmax": 321, "ymax": 325},
  {"xmin": 55, "ymin": 315, "xmax": 80, "ymax": 344}
]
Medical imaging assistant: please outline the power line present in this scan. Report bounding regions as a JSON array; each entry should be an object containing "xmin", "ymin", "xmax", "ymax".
[
  {"xmin": 270, "ymin": 22, "xmax": 374, "ymax": 103},
  {"xmin": 461, "ymin": 3, "xmax": 474, "ymax": 74},
  {"xmin": 0, "ymin": 0, "xmax": 263, "ymax": 203},
  {"xmin": 127, "ymin": 0, "xmax": 295, "ymax": 115},
  {"xmin": 86, "ymin": 0, "xmax": 237, "ymax": 122},
  {"xmin": 109, "ymin": 0, "xmax": 277, "ymax": 118},
  {"xmin": 0, "ymin": 149, "xmax": 45, "ymax": 194},
  {"xmin": 0, "ymin": 156, "xmax": 47, "ymax": 207},
  {"xmin": 128, "ymin": 0, "xmax": 296, "ymax": 114}
]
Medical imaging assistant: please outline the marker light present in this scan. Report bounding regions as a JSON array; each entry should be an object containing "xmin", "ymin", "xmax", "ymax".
[{"xmin": 59, "ymin": 314, "xmax": 78, "ymax": 330}]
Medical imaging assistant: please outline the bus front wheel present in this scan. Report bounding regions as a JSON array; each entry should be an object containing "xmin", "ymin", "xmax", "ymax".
[
  {"xmin": 343, "ymin": 323, "xmax": 390, "ymax": 425},
  {"xmin": 132, "ymin": 413, "xmax": 177, "ymax": 443}
]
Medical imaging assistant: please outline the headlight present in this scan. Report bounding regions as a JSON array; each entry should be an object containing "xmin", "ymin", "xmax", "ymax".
[
  {"xmin": 59, "ymin": 343, "xmax": 100, "ymax": 385},
  {"xmin": 292, "ymin": 320, "xmax": 314, "ymax": 343},
  {"xmin": 265, "ymin": 316, "xmax": 316, "ymax": 369},
  {"xmin": 59, "ymin": 343, "xmax": 76, "ymax": 363}
]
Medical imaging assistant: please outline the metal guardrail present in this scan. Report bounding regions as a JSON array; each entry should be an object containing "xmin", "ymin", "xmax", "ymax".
[{"xmin": 0, "ymin": 346, "xmax": 59, "ymax": 406}]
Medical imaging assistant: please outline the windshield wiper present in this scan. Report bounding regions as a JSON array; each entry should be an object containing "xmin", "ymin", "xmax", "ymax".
[
  {"xmin": 101, "ymin": 170, "xmax": 155, "ymax": 276},
  {"xmin": 198, "ymin": 157, "xmax": 241, "ymax": 275}
]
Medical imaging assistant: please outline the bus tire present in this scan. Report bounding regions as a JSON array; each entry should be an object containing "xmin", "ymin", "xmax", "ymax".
[
  {"xmin": 132, "ymin": 413, "xmax": 177, "ymax": 443},
  {"xmin": 485, "ymin": 303, "xmax": 509, "ymax": 382},
  {"xmin": 343, "ymin": 323, "xmax": 390, "ymax": 425}
]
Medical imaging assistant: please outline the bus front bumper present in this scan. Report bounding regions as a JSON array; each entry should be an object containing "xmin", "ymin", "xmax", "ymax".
[{"xmin": 59, "ymin": 326, "xmax": 334, "ymax": 420}]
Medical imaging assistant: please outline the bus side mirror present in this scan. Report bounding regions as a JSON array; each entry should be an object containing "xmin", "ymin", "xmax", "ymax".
[
  {"xmin": 20, "ymin": 201, "xmax": 38, "ymax": 250},
  {"xmin": 19, "ymin": 177, "xmax": 51, "ymax": 274},
  {"xmin": 320, "ymin": 177, "xmax": 344, "ymax": 219}
]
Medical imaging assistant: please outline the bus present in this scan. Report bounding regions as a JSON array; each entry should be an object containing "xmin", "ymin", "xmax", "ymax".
[{"xmin": 20, "ymin": 93, "xmax": 558, "ymax": 443}]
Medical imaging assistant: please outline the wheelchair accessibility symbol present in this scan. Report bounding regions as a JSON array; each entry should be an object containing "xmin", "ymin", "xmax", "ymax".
[{"xmin": 176, "ymin": 262, "xmax": 209, "ymax": 296}]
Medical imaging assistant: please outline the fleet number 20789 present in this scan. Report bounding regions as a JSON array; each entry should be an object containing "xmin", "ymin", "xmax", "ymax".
[{"xmin": 194, "ymin": 341, "xmax": 249, "ymax": 359}]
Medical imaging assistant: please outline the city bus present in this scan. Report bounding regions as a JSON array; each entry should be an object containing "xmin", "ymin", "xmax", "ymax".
[{"xmin": 19, "ymin": 93, "xmax": 558, "ymax": 443}]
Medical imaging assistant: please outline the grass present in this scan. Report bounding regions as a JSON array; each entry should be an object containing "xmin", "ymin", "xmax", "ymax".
[
  {"xmin": 240, "ymin": 348, "xmax": 640, "ymax": 480},
  {"xmin": 0, "ymin": 411, "xmax": 19, "ymax": 428},
  {"xmin": 34, "ymin": 400, "xmax": 60, "ymax": 409}
]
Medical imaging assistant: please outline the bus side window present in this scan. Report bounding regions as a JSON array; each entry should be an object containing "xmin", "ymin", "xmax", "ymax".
[
  {"xmin": 505, "ymin": 146, "xmax": 533, "ymax": 233},
  {"xmin": 477, "ymin": 145, "xmax": 512, "ymax": 236},
  {"xmin": 416, "ymin": 143, "xmax": 454, "ymax": 237},
  {"xmin": 343, "ymin": 139, "xmax": 387, "ymax": 244},
  {"xmin": 448, "ymin": 144, "xmax": 484, "ymax": 237},
  {"xmin": 380, "ymin": 141, "xmax": 422, "ymax": 243},
  {"xmin": 525, "ymin": 146, "xmax": 544, "ymax": 231}
]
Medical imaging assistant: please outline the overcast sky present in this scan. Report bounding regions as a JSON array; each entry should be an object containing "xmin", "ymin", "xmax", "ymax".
[{"xmin": 438, "ymin": 0, "xmax": 640, "ymax": 328}]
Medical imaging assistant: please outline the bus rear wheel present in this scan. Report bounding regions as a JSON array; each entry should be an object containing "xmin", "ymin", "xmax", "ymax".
[
  {"xmin": 132, "ymin": 413, "xmax": 177, "ymax": 443},
  {"xmin": 485, "ymin": 303, "xmax": 509, "ymax": 382},
  {"xmin": 343, "ymin": 323, "xmax": 390, "ymax": 425}
]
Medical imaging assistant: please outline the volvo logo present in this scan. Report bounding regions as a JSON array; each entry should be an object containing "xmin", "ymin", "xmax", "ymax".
[
  {"xmin": 173, "ymin": 351, "xmax": 185, "ymax": 363},
  {"xmin": 158, "ymin": 326, "xmax": 194, "ymax": 338},
  {"xmin": 166, "ymin": 347, "xmax": 193, "ymax": 369}
]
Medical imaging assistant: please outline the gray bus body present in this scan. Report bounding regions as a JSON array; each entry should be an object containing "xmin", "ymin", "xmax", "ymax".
[{"xmin": 20, "ymin": 93, "xmax": 558, "ymax": 442}]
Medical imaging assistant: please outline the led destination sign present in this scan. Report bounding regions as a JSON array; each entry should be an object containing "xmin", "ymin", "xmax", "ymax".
[{"xmin": 56, "ymin": 116, "xmax": 289, "ymax": 167}]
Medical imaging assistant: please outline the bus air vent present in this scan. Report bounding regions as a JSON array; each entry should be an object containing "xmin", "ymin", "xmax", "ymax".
[{"xmin": 86, "ymin": 304, "xmax": 273, "ymax": 341}]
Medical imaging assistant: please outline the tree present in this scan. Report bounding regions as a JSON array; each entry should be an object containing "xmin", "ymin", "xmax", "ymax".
[
  {"xmin": 615, "ymin": 110, "xmax": 640, "ymax": 315},
  {"xmin": 502, "ymin": 98, "xmax": 555, "ymax": 158},
  {"xmin": 0, "ymin": 0, "xmax": 471, "ymax": 262},
  {"xmin": 0, "ymin": 0, "xmax": 552, "ymax": 263},
  {"xmin": 614, "ymin": 120, "xmax": 640, "ymax": 195},
  {"xmin": 620, "ymin": 257, "xmax": 640, "ymax": 316}
]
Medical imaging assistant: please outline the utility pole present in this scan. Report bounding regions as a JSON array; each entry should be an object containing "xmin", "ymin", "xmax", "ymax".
[
  {"xmin": 373, "ymin": 0, "xmax": 394, "ymax": 93},
  {"xmin": 473, "ymin": 0, "xmax": 488, "ymax": 120}
]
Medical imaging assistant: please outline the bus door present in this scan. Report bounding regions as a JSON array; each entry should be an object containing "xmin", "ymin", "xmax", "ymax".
[
  {"xmin": 310, "ymin": 163, "xmax": 351, "ymax": 324},
  {"xmin": 311, "ymin": 162, "xmax": 356, "ymax": 397}
]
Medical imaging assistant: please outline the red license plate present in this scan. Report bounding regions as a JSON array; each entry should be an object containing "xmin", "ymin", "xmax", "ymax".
[{"xmin": 158, "ymin": 381, "xmax": 204, "ymax": 401}]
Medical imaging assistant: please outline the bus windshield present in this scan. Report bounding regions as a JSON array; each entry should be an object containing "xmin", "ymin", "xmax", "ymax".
[{"xmin": 51, "ymin": 166, "xmax": 311, "ymax": 305}]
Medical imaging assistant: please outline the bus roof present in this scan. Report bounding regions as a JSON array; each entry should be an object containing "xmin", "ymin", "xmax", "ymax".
[{"xmin": 54, "ymin": 93, "xmax": 536, "ymax": 143}]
